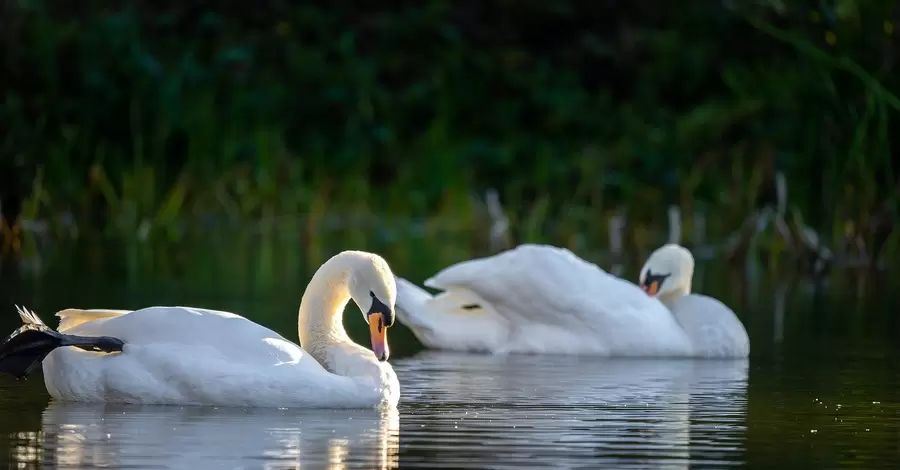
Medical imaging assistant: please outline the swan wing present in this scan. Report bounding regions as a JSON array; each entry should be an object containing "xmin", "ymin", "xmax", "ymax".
[
  {"xmin": 425, "ymin": 244, "xmax": 692, "ymax": 355},
  {"xmin": 56, "ymin": 309, "xmax": 132, "ymax": 332},
  {"xmin": 62, "ymin": 306, "xmax": 314, "ymax": 366}
]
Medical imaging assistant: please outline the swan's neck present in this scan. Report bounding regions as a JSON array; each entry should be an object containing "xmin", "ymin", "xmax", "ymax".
[
  {"xmin": 660, "ymin": 278, "xmax": 692, "ymax": 306},
  {"xmin": 297, "ymin": 260, "xmax": 354, "ymax": 365}
]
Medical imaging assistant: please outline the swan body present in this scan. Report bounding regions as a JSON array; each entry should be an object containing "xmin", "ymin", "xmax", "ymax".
[
  {"xmin": 0, "ymin": 251, "xmax": 401, "ymax": 408},
  {"xmin": 637, "ymin": 244, "xmax": 750, "ymax": 358},
  {"xmin": 396, "ymin": 244, "xmax": 694, "ymax": 356},
  {"xmin": 395, "ymin": 243, "xmax": 749, "ymax": 358}
]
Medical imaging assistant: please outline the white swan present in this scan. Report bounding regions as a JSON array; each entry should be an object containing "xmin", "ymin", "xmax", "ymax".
[
  {"xmin": 637, "ymin": 244, "xmax": 750, "ymax": 358},
  {"xmin": 0, "ymin": 250, "xmax": 401, "ymax": 408},
  {"xmin": 395, "ymin": 243, "xmax": 749, "ymax": 358}
]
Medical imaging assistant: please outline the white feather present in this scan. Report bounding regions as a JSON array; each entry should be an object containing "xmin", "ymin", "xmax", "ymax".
[
  {"xmin": 398, "ymin": 244, "xmax": 697, "ymax": 357},
  {"xmin": 397, "ymin": 243, "xmax": 749, "ymax": 358}
]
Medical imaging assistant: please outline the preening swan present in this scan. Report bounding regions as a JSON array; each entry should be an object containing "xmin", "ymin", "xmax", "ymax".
[
  {"xmin": 638, "ymin": 244, "xmax": 750, "ymax": 358},
  {"xmin": 395, "ymin": 243, "xmax": 748, "ymax": 358},
  {"xmin": 0, "ymin": 250, "xmax": 401, "ymax": 408}
]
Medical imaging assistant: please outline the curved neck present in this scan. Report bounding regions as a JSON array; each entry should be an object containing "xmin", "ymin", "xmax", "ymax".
[
  {"xmin": 660, "ymin": 280, "xmax": 691, "ymax": 306},
  {"xmin": 297, "ymin": 257, "xmax": 354, "ymax": 362}
]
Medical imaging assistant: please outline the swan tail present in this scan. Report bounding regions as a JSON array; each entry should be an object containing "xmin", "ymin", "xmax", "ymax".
[
  {"xmin": 395, "ymin": 276, "xmax": 450, "ymax": 339},
  {"xmin": 394, "ymin": 278, "xmax": 507, "ymax": 352},
  {"xmin": 395, "ymin": 277, "xmax": 432, "ymax": 312},
  {"xmin": 396, "ymin": 277, "xmax": 498, "ymax": 318},
  {"xmin": 394, "ymin": 277, "xmax": 436, "ymax": 329},
  {"xmin": 0, "ymin": 305, "xmax": 125, "ymax": 379},
  {"xmin": 56, "ymin": 308, "xmax": 130, "ymax": 332}
]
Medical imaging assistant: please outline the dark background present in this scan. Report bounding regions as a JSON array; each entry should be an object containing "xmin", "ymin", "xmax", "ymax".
[{"xmin": 1, "ymin": 0, "xmax": 898, "ymax": 260}]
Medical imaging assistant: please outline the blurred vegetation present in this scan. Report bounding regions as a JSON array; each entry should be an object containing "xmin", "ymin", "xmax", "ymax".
[
  {"xmin": 3, "ymin": 222, "xmax": 896, "ymax": 358},
  {"xmin": 1, "ymin": 0, "xmax": 898, "ymax": 262}
]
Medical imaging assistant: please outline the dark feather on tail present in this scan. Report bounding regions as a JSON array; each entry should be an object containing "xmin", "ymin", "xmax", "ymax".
[{"xmin": 0, "ymin": 305, "xmax": 125, "ymax": 379}]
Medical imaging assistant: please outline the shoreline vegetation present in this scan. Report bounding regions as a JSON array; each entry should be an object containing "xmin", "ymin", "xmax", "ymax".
[
  {"xmin": 2, "ymin": 2, "xmax": 897, "ymax": 270},
  {"xmin": 1, "ymin": 168, "xmax": 895, "ymax": 275}
]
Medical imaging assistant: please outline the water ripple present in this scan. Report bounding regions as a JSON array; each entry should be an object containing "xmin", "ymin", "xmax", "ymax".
[
  {"xmin": 392, "ymin": 352, "xmax": 749, "ymax": 469},
  {"xmin": 6, "ymin": 352, "xmax": 898, "ymax": 468}
]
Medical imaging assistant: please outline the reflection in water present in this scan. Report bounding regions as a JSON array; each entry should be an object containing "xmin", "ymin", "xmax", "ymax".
[
  {"xmin": 3, "ymin": 349, "xmax": 897, "ymax": 468},
  {"xmin": 774, "ymin": 282, "xmax": 788, "ymax": 344},
  {"xmin": 3, "ymin": 353, "xmax": 750, "ymax": 469},
  {"xmin": 395, "ymin": 352, "xmax": 749, "ymax": 469},
  {"xmin": 23, "ymin": 402, "xmax": 399, "ymax": 469}
]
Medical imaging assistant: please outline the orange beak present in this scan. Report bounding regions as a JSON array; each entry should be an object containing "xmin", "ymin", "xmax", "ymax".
[
  {"xmin": 641, "ymin": 280, "xmax": 660, "ymax": 296},
  {"xmin": 369, "ymin": 313, "xmax": 390, "ymax": 362}
]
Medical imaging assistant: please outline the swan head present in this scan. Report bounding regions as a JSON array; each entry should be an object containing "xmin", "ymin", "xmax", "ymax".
[
  {"xmin": 347, "ymin": 253, "xmax": 398, "ymax": 362},
  {"xmin": 638, "ymin": 244, "xmax": 694, "ymax": 303}
]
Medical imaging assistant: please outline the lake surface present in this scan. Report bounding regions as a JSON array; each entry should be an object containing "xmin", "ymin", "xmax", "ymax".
[{"xmin": 0, "ymin": 237, "xmax": 898, "ymax": 468}]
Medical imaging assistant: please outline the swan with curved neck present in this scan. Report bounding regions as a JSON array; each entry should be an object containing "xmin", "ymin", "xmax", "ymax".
[
  {"xmin": 298, "ymin": 250, "xmax": 397, "ymax": 366},
  {"xmin": 0, "ymin": 250, "xmax": 401, "ymax": 408},
  {"xmin": 638, "ymin": 243, "xmax": 750, "ymax": 358},
  {"xmin": 394, "ymin": 243, "xmax": 749, "ymax": 358},
  {"xmin": 638, "ymin": 244, "xmax": 694, "ymax": 304}
]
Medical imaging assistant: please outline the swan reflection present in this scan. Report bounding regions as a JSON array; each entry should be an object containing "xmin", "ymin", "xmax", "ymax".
[
  {"xmin": 394, "ymin": 352, "xmax": 749, "ymax": 469},
  {"xmin": 35, "ymin": 402, "xmax": 399, "ymax": 469},
  {"xmin": 11, "ymin": 353, "xmax": 749, "ymax": 469}
]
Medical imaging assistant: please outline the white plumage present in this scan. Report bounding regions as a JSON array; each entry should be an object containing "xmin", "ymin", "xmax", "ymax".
[
  {"xmin": 3, "ymin": 250, "xmax": 401, "ymax": 408},
  {"xmin": 396, "ymin": 243, "xmax": 749, "ymax": 358}
]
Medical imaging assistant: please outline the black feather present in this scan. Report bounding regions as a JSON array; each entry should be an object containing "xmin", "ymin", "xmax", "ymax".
[{"xmin": 0, "ymin": 307, "xmax": 125, "ymax": 380}]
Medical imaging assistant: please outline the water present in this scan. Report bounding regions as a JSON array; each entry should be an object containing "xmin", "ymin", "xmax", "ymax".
[
  {"xmin": 0, "ymin": 237, "xmax": 898, "ymax": 468},
  {"xmin": 395, "ymin": 354, "xmax": 749, "ymax": 469}
]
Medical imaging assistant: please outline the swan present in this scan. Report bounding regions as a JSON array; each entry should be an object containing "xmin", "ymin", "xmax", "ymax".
[
  {"xmin": 394, "ymin": 243, "xmax": 749, "ymax": 358},
  {"xmin": 0, "ymin": 250, "xmax": 401, "ymax": 408},
  {"xmin": 637, "ymin": 243, "xmax": 750, "ymax": 358}
]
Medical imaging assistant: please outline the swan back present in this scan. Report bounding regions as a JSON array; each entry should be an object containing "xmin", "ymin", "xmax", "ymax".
[
  {"xmin": 668, "ymin": 294, "xmax": 750, "ymax": 358},
  {"xmin": 425, "ymin": 244, "xmax": 693, "ymax": 356}
]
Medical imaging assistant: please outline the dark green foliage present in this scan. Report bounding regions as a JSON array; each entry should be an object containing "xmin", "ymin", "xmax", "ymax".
[{"xmin": 1, "ymin": 0, "xmax": 897, "ymax": 247}]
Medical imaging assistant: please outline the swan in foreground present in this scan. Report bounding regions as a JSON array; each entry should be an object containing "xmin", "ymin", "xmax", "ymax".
[
  {"xmin": 395, "ymin": 243, "xmax": 749, "ymax": 358},
  {"xmin": 0, "ymin": 250, "xmax": 401, "ymax": 408}
]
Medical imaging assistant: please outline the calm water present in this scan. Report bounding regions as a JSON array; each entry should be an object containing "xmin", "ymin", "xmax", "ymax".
[{"xmin": 0, "ymin": 237, "xmax": 898, "ymax": 469}]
